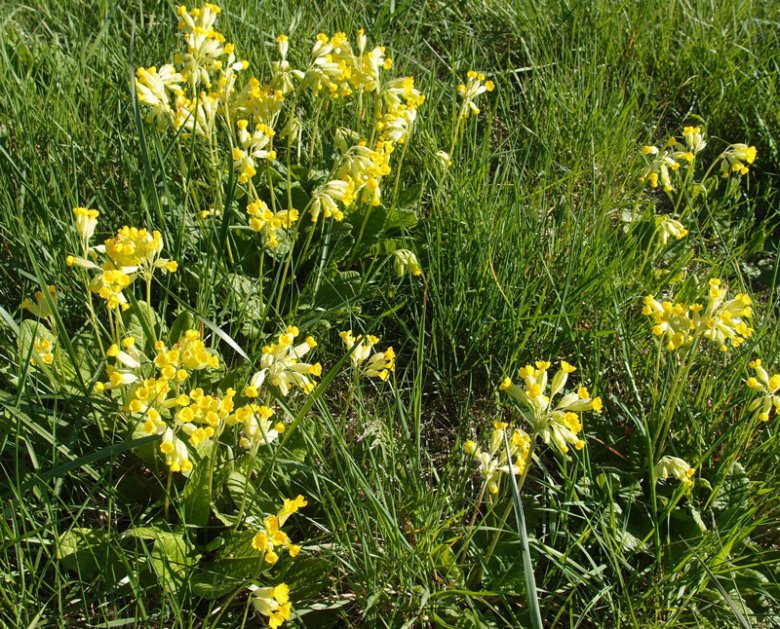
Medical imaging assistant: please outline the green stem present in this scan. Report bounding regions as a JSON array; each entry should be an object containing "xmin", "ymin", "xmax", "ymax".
[{"xmin": 235, "ymin": 443, "xmax": 260, "ymax": 525}]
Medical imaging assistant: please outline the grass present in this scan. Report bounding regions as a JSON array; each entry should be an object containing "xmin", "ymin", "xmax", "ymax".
[{"xmin": 1, "ymin": 0, "xmax": 780, "ymax": 627}]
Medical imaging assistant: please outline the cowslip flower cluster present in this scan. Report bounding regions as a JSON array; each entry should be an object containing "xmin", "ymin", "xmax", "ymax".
[
  {"xmin": 135, "ymin": 4, "xmax": 247, "ymax": 136},
  {"xmin": 92, "ymin": 329, "xmax": 229, "ymax": 474},
  {"xmin": 500, "ymin": 361, "xmax": 602, "ymax": 455},
  {"xmin": 251, "ymin": 496, "xmax": 307, "ymax": 565},
  {"xmin": 393, "ymin": 249, "xmax": 422, "ymax": 277},
  {"xmin": 246, "ymin": 497, "xmax": 306, "ymax": 627},
  {"xmin": 639, "ymin": 145, "xmax": 681, "ymax": 192},
  {"xmin": 249, "ymin": 583, "xmax": 293, "ymax": 628},
  {"xmin": 21, "ymin": 285, "xmax": 57, "ymax": 320},
  {"xmin": 746, "ymin": 359, "xmax": 780, "ymax": 422},
  {"xmin": 229, "ymin": 403, "xmax": 285, "ymax": 449},
  {"xmin": 655, "ymin": 215, "xmax": 689, "ymax": 246},
  {"xmin": 639, "ymin": 125, "xmax": 704, "ymax": 192},
  {"xmin": 306, "ymin": 140, "xmax": 399, "ymax": 221},
  {"xmin": 154, "ymin": 330, "xmax": 220, "ymax": 378},
  {"xmin": 639, "ymin": 125, "xmax": 757, "ymax": 190},
  {"xmin": 642, "ymin": 279, "xmax": 753, "ymax": 352},
  {"xmin": 457, "ymin": 70, "xmax": 495, "ymax": 119},
  {"xmin": 65, "ymin": 210, "xmax": 177, "ymax": 311},
  {"xmin": 246, "ymin": 199, "xmax": 299, "ymax": 249},
  {"xmin": 30, "ymin": 337, "xmax": 55, "ymax": 367},
  {"xmin": 464, "ymin": 422, "xmax": 531, "ymax": 495},
  {"xmin": 73, "ymin": 207, "xmax": 100, "ymax": 244},
  {"xmin": 655, "ymin": 455, "xmax": 695, "ymax": 487},
  {"xmin": 248, "ymin": 327, "xmax": 321, "ymax": 396},
  {"xmin": 720, "ymin": 144, "xmax": 757, "ymax": 177},
  {"xmin": 339, "ymin": 331, "xmax": 395, "ymax": 380}
]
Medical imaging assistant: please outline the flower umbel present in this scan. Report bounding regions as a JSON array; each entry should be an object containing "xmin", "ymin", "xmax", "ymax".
[
  {"xmin": 251, "ymin": 496, "xmax": 307, "ymax": 564},
  {"xmin": 339, "ymin": 331, "xmax": 395, "ymax": 380},
  {"xmin": 642, "ymin": 279, "xmax": 753, "ymax": 352},
  {"xmin": 249, "ymin": 327, "xmax": 321, "ymax": 396},
  {"xmin": 464, "ymin": 422, "xmax": 531, "ymax": 495},
  {"xmin": 456, "ymin": 70, "xmax": 494, "ymax": 119},
  {"xmin": 655, "ymin": 455, "xmax": 695, "ymax": 487},
  {"xmin": 746, "ymin": 359, "xmax": 780, "ymax": 422},
  {"xmin": 499, "ymin": 360, "xmax": 600, "ymax": 455},
  {"xmin": 249, "ymin": 583, "xmax": 293, "ymax": 628}
]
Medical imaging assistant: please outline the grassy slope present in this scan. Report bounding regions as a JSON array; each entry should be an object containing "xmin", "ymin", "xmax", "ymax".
[{"xmin": 1, "ymin": 0, "xmax": 780, "ymax": 626}]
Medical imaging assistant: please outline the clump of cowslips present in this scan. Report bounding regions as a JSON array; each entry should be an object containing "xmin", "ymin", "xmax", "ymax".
[
  {"xmin": 639, "ymin": 125, "xmax": 756, "ymax": 192},
  {"xmin": 637, "ymin": 125, "xmax": 757, "ymax": 251},
  {"xmin": 94, "ymin": 328, "xmax": 226, "ymax": 475},
  {"xmin": 642, "ymin": 278, "xmax": 753, "ymax": 352},
  {"xmin": 464, "ymin": 422, "xmax": 531, "ymax": 496},
  {"xmin": 135, "ymin": 4, "xmax": 426, "ymax": 248},
  {"xmin": 499, "ymin": 360, "xmax": 602, "ymax": 455},
  {"xmin": 746, "ymin": 359, "xmax": 780, "ymax": 422}
]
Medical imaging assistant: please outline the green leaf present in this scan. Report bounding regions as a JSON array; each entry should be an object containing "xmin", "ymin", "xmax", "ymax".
[
  {"xmin": 57, "ymin": 527, "xmax": 114, "ymax": 579},
  {"xmin": 191, "ymin": 530, "xmax": 268, "ymax": 599},
  {"xmin": 168, "ymin": 309, "xmax": 195, "ymax": 344},
  {"xmin": 123, "ymin": 527, "xmax": 199, "ymax": 596},
  {"xmin": 180, "ymin": 440, "xmax": 214, "ymax": 527},
  {"xmin": 385, "ymin": 207, "xmax": 418, "ymax": 230},
  {"xmin": 226, "ymin": 470, "xmax": 276, "ymax": 518},
  {"xmin": 17, "ymin": 319, "xmax": 58, "ymax": 383},
  {"xmin": 351, "ymin": 205, "xmax": 388, "ymax": 253},
  {"xmin": 713, "ymin": 462, "xmax": 751, "ymax": 515},
  {"xmin": 274, "ymin": 555, "xmax": 332, "ymax": 601},
  {"xmin": 313, "ymin": 270, "xmax": 361, "ymax": 312}
]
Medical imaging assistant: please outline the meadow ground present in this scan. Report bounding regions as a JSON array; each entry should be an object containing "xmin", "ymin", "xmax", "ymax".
[{"xmin": 1, "ymin": 0, "xmax": 780, "ymax": 627}]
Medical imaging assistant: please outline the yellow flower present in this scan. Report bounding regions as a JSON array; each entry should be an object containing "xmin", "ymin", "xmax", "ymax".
[
  {"xmin": 29, "ymin": 336, "xmax": 55, "ymax": 367},
  {"xmin": 638, "ymin": 147, "xmax": 679, "ymax": 192},
  {"xmin": 251, "ymin": 499, "xmax": 305, "ymax": 563},
  {"xmin": 641, "ymin": 295, "xmax": 694, "ymax": 351},
  {"xmin": 305, "ymin": 178, "xmax": 356, "ymax": 222},
  {"xmin": 249, "ymin": 327, "xmax": 320, "ymax": 396},
  {"xmin": 232, "ymin": 403, "xmax": 280, "ymax": 448},
  {"xmin": 720, "ymin": 143, "xmax": 757, "ymax": 177},
  {"xmin": 457, "ymin": 70, "xmax": 493, "ymax": 119},
  {"xmin": 746, "ymin": 359, "xmax": 780, "ymax": 422},
  {"xmin": 393, "ymin": 249, "xmax": 422, "ymax": 277},
  {"xmin": 655, "ymin": 455, "xmax": 695, "ymax": 487},
  {"xmin": 689, "ymin": 280, "xmax": 753, "ymax": 352},
  {"xmin": 89, "ymin": 268, "xmax": 132, "ymax": 311},
  {"xmin": 159, "ymin": 427, "xmax": 193, "ymax": 475},
  {"xmin": 154, "ymin": 329, "xmax": 220, "ymax": 380},
  {"xmin": 21, "ymin": 285, "xmax": 57, "ymax": 319},
  {"xmin": 655, "ymin": 216, "xmax": 688, "ymax": 246},
  {"xmin": 73, "ymin": 207, "xmax": 100, "ymax": 243},
  {"xmin": 339, "ymin": 331, "xmax": 395, "ymax": 380},
  {"xmin": 500, "ymin": 360, "xmax": 600, "ymax": 455},
  {"xmin": 681, "ymin": 126, "xmax": 707, "ymax": 154},
  {"xmin": 465, "ymin": 422, "xmax": 531, "ymax": 495},
  {"xmin": 103, "ymin": 226, "xmax": 176, "ymax": 278},
  {"xmin": 135, "ymin": 65, "xmax": 183, "ymax": 130},
  {"xmin": 249, "ymin": 583, "xmax": 293, "ymax": 628}
]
